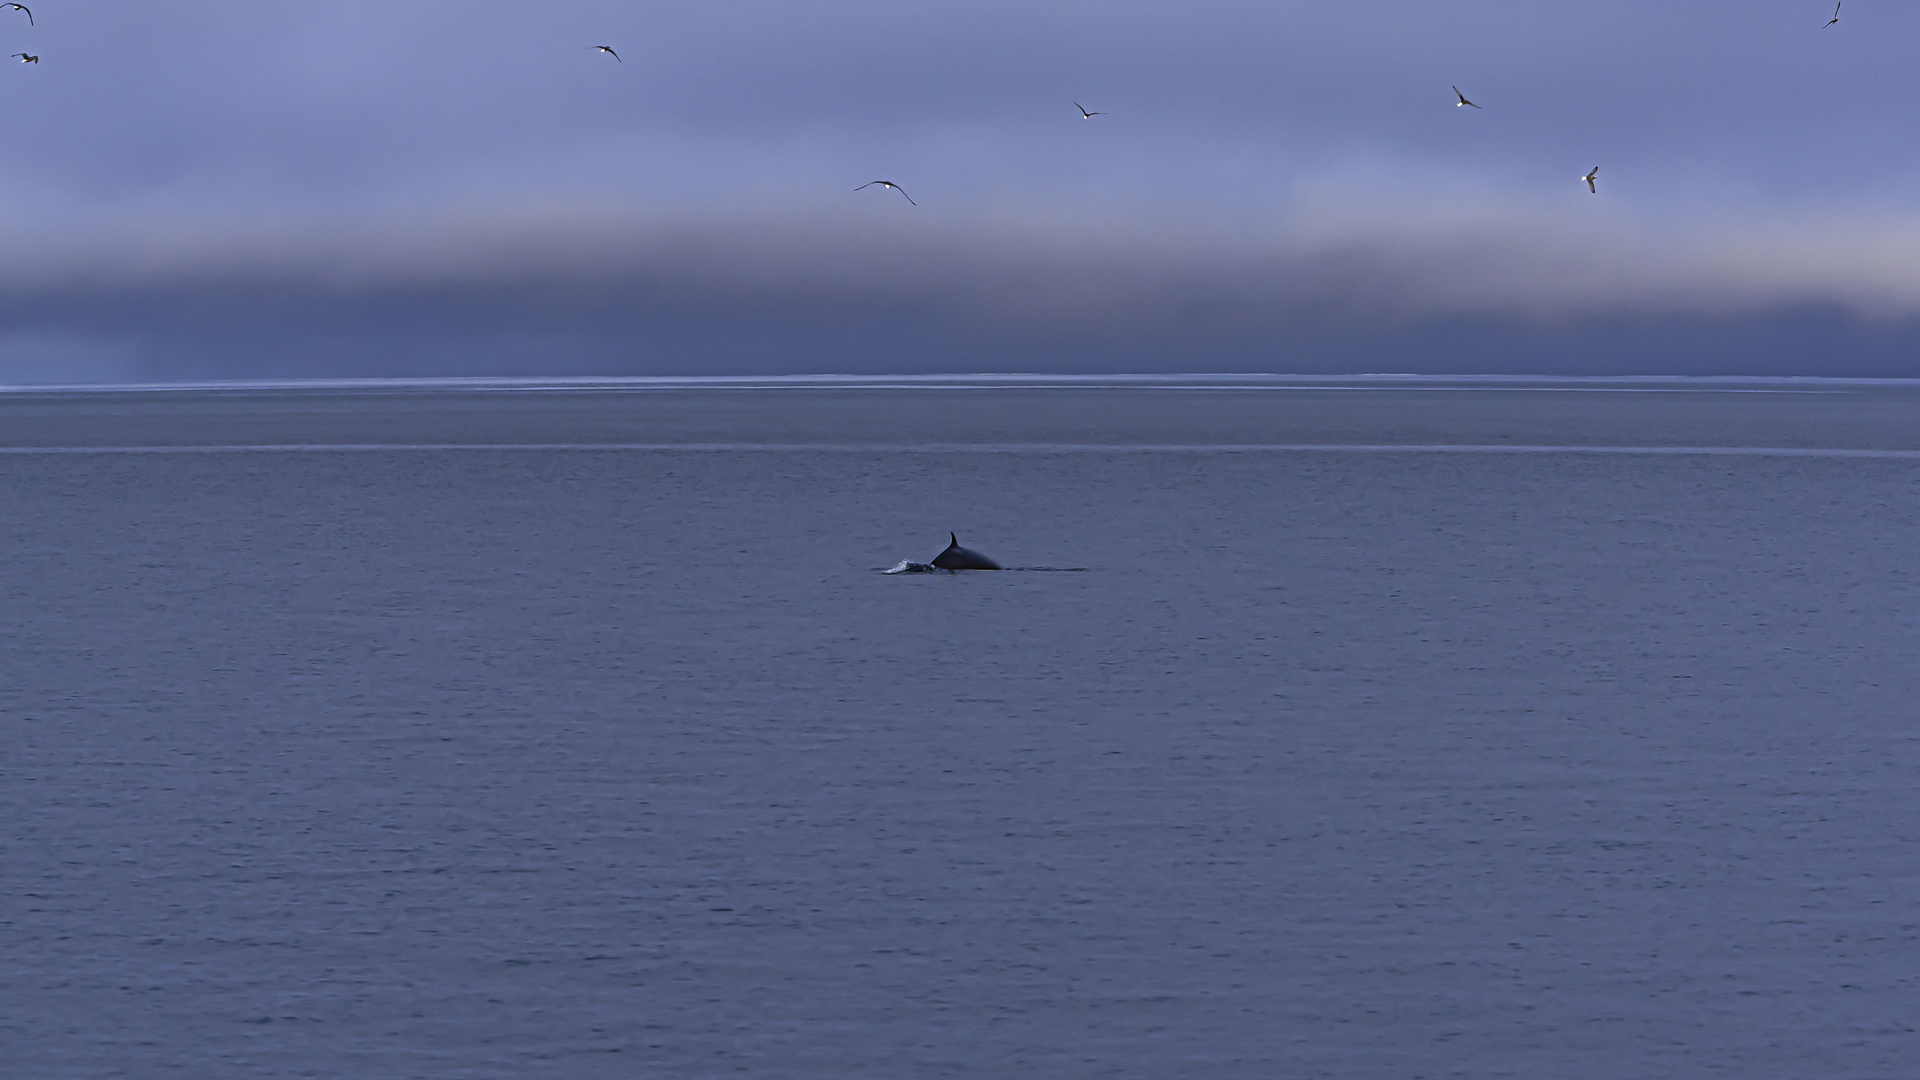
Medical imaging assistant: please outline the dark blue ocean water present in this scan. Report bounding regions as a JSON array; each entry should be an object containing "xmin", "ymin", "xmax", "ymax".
[{"xmin": 6, "ymin": 377, "xmax": 1920, "ymax": 1078}]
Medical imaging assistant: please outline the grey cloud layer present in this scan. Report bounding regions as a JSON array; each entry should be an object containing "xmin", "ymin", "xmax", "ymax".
[
  {"xmin": 2, "ymin": 1, "xmax": 1918, "ymax": 379},
  {"xmin": 4, "ymin": 209, "xmax": 1917, "ymax": 382}
]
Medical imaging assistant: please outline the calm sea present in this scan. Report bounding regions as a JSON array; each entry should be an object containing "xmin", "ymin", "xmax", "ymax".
[{"xmin": 5, "ymin": 377, "xmax": 1920, "ymax": 1078}]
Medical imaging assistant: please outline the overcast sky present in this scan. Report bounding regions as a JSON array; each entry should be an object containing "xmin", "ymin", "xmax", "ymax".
[{"xmin": 3, "ymin": 1, "xmax": 1919, "ymax": 381}]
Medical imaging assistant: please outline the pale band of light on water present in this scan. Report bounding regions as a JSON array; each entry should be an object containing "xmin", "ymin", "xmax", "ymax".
[{"xmin": 8, "ymin": 442, "xmax": 1920, "ymax": 457}]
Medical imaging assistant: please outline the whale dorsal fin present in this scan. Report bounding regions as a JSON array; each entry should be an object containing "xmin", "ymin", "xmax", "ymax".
[{"xmin": 930, "ymin": 531, "xmax": 1001, "ymax": 570}]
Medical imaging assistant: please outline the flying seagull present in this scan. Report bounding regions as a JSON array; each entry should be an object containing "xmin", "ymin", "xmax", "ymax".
[
  {"xmin": 1583, "ymin": 166, "xmax": 1599, "ymax": 193},
  {"xmin": 591, "ymin": 45, "xmax": 620, "ymax": 61},
  {"xmin": 1452, "ymin": 86, "xmax": 1480, "ymax": 109},
  {"xmin": 3, "ymin": 4, "xmax": 29, "ymax": 25},
  {"xmin": 855, "ymin": 180, "xmax": 915, "ymax": 206},
  {"xmin": 1074, "ymin": 101, "xmax": 1104, "ymax": 118},
  {"xmin": 11, "ymin": 52, "xmax": 35, "ymax": 63},
  {"xmin": 1823, "ymin": 2, "xmax": 1840, "ymax": 27}
]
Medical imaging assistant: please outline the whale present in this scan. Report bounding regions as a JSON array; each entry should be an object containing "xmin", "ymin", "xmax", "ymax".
[{"xmin": 931, "ymin": 532, "xmax": 1002, "ymax": 570}]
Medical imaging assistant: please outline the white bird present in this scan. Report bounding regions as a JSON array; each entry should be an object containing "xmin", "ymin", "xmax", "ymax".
[
  {"xmin": 855, "ymin": 180, "xmax": 915, "ymax": 205},
  {"xmin": 3, "ymin": 4, "xmax": 30, "ymax": 26},
  {"xmin": 1453, "ymin": 86, "xmax": 1480, "ymax": 109},
  {"xmin": 11, "ymin": 52, "xmax": 35, "ymax": 63},
  {"xmin": 1823, "ymin": 2, "xmax": 1840, "ymax": 28},
  {"xmin": 1074, "ymin": 101, "xmax": 1103, "ymax": 119},
  {"xmin": 1583, "ymin": 166, "xmax": 1599, "ymax": 193},
  {"xmin": 591, "ymin": 45, "xmax": 620, "ymax": 61}
]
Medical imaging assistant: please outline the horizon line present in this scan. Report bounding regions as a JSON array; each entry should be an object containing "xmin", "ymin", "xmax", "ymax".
[
  {"xmin": 1, "ymin": 373, "xmax": 1910, "ymax": 396},
  {"xmin": 4, "ymin": 443, "xmax": 1919, "ymax": 457}
]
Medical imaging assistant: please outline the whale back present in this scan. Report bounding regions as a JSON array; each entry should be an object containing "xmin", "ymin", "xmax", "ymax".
[{"xmin": 931, "ymin": 532, "xmax": 1003, "ymax": 570}]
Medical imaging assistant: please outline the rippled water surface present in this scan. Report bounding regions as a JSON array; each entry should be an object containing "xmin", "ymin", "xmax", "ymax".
[{"xmin": 6, "ymin": 378, "xmax": 1920, "ymax": 1078}]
